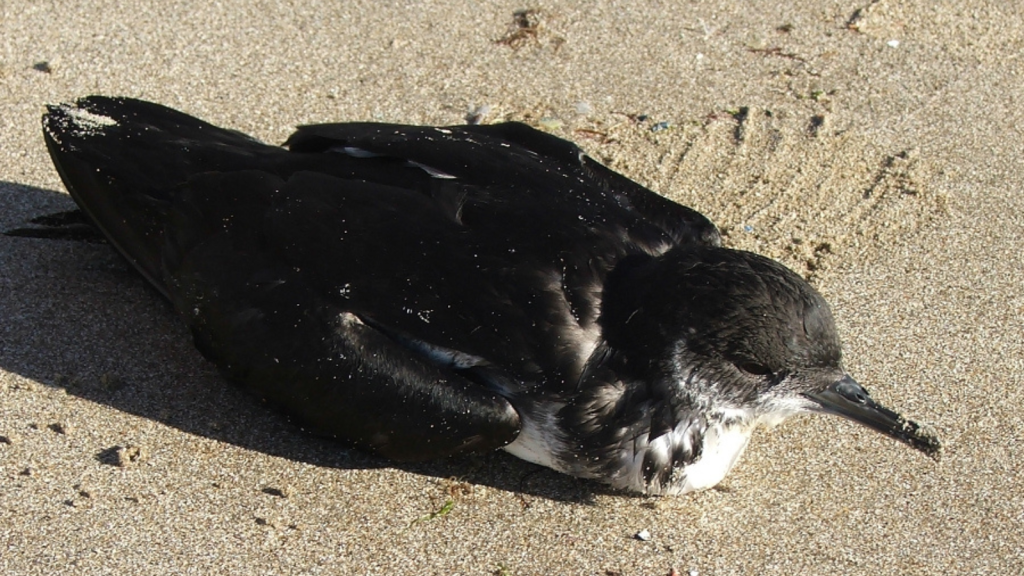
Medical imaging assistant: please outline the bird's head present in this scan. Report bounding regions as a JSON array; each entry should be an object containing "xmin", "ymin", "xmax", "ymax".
[{"xmin": 599, "ymin": 246, "xmax": 940, "ymax": 465}]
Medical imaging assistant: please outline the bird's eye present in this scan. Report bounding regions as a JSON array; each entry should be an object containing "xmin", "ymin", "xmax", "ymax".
[{"xmin": 738, "ymin": 362, "xmax": 772, "ymax": 376}]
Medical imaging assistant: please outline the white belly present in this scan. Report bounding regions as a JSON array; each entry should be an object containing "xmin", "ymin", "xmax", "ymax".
[{"xmin": 678, "ymin": 424, "xmax": 752, "ymax": 493}]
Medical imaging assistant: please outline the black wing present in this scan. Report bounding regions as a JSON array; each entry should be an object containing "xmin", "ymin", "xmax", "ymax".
[
  {"xmin": 39, "ymin": 96, "xmax": 719, "ymax": 459},
  {"xmin": 43, "ymin": 97, "xmax": 522, "ymax": 459},
  {"xmin": 286, "ymin": 120, "xmax": 721, "ymax": 248},
  {"xmin": 164, "ymin": 170, "xmax": 520, "ymax": 460}
]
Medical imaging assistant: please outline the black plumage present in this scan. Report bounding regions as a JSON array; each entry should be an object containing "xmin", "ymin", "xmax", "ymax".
[{"xmin": 17, "ymin": 96, "xmax": 939, "ymax": 495}]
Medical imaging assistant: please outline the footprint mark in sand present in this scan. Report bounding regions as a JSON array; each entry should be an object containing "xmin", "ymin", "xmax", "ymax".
[{"xmin": 572, "ymin": 106, "xmax": 947, "ymax": 283}]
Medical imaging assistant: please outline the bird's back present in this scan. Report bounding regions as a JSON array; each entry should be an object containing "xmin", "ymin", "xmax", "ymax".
[{"xmin": 43, "ymin": 96, "xmax": 720, "ymax": 388}]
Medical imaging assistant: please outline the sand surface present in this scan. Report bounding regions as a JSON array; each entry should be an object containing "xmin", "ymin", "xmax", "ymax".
[{"xmin": 1, "ymin": 1, "xmax": 1022, "ymax": 574}]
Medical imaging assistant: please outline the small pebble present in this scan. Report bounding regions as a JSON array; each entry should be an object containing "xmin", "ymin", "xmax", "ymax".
[
  {"xmin": 261, "ymin": 486, "xmax": 290, "ymax": 498},
  {"xmin": 116, "ymin": 445, "xmax": 147, "ymax": 467},
  {"xmin": 98, "ymin": 444, "xmax": 148, "ymax": 467},
  {"xmin": 887, "ymin": 39, "xmax": 900, "ymax": 48},
  {"xmin": 635, "ymin": 529, "xmax": 652, "ymax": 541},
  {"xmin": 651, "ymin": 121, "xmax": 671, "ymax": 132},
  {"xmin": 538, "ymin": 117, "xmax": 563, "ymax": 130},
  {"xmin": 465, "ymin": 104, "xmax": 491, "ymax": 125}
]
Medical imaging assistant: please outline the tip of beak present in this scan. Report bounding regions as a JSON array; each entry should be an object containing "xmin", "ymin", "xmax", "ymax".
[{"xmin": 905, "ymin": 420, "xmax": 942, "ymax": 461}]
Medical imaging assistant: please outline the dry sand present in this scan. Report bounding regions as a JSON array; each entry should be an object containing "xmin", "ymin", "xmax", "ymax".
[{"xmin": 1, "ymin": 1, "xmax": 1022, "ymax": 574}]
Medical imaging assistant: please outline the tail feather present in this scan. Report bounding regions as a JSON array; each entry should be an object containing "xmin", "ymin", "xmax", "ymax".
[
  {"xmin": 42, "ymin": 96, "xmax": 279, "ymax": 295},
  {"xmin": 3, "ymin": 209, "xmax": 106, "ymax": 243}
]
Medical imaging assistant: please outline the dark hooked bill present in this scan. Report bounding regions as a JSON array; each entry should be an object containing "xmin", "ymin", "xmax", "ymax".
[{"xmin": 804, "ymin": 375, "xmax": 941, "ymax": 459}]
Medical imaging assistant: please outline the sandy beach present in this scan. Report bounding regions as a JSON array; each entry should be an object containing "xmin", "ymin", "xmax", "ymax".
[{"xmin": 2, "ymin": 1, "xmax": 1022, "ymax": 573}]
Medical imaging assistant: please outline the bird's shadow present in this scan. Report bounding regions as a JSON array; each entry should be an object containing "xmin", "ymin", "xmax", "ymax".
[{"xmin": 0, "ymin": 180, "xmax": 615, "ymax": 504}]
